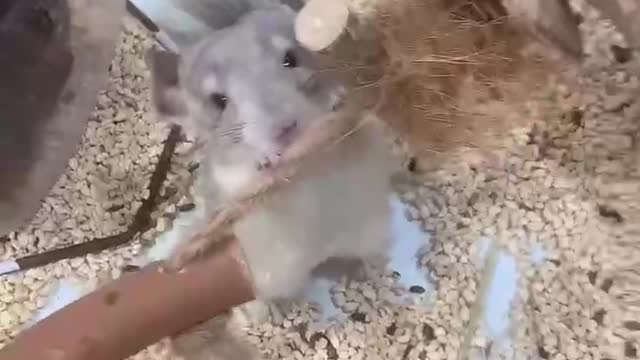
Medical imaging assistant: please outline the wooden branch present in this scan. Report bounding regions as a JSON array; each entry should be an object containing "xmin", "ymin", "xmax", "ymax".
[
  {"xmin": 0, "ymin": 125, "xmax": 182, "ymax": 275},
  {"xmin": 0, "ymin": 236, "xmax": 254, "ymax": 360}
]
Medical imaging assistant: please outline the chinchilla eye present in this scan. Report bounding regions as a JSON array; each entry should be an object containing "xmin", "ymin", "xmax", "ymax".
[
  {"xmin": 282, "ymin": 49, "xmax": 297, "ymax": 68},
  {"xmin": 210, "ymin": 93, "xmax": 228, "ymax": 110}
]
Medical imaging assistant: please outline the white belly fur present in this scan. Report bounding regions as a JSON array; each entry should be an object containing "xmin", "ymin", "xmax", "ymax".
[{"xmin": 233, "ymin": 124, "xmax": 394, "ymax": 300}]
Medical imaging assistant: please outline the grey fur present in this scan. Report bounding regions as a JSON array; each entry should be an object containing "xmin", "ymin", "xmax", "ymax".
[
  {"xmin": 151, "ymin": 4, "xmax": 343, "ymax": 175},
  {"xmin": 151, "ymin": 3, "xmax": 394, "ymax": 359},
  {"xmin": 173, "ymin": 0, "xmax": 305, "ymax": 30},
  {"xmin": 0, "ymin": 0, "xmax": 73, "ymax": 232},
  {"xmin": 163, "ymin": 0, "xmax": 305, "ymax": 49}
]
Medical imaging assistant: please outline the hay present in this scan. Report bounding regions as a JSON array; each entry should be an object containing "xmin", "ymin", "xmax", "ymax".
[{"xmin": 321, "ymin": 0, "xmax": 567, "ymax": 169}]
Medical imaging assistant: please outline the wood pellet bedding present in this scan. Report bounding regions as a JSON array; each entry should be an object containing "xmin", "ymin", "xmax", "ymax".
[{"xmin": 2, "ymin": 2, "xmax": 640, "ymax": 359}]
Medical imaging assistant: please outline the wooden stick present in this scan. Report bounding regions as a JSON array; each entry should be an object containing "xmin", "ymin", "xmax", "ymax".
[
  {"xmin": 0, "ymin": 236, "xmax": 254, "ymax": 360},
  {"xmin": 1, "ymin": 125, "xmax": 182, "ymax": 275}
]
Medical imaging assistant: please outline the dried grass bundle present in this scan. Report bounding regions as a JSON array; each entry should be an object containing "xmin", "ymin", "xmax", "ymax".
[{"xmin": 323, "ymin": 0, "xmax": 566, "ymax": 168}]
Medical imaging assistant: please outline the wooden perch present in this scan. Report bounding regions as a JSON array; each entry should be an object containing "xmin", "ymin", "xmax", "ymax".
[{"xmin": 0, "ymin": 237, "xmax": 254, "ymax": 360}]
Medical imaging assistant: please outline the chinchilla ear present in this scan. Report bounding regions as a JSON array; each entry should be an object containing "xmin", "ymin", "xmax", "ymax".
[
  {"xmin": 169, "ymin": 0, "xmax": 303, "ymax": 31},
  {"xmin": 280, "ymin": 0, "xmax": 305, "ymax": 11},
  {"xmin": 170, "ymin": 0, "xmax": 254, "ymax": 31},
  {"xmin": 148, "ymin": 48, "xmax": 189, "ymax": 124}
]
